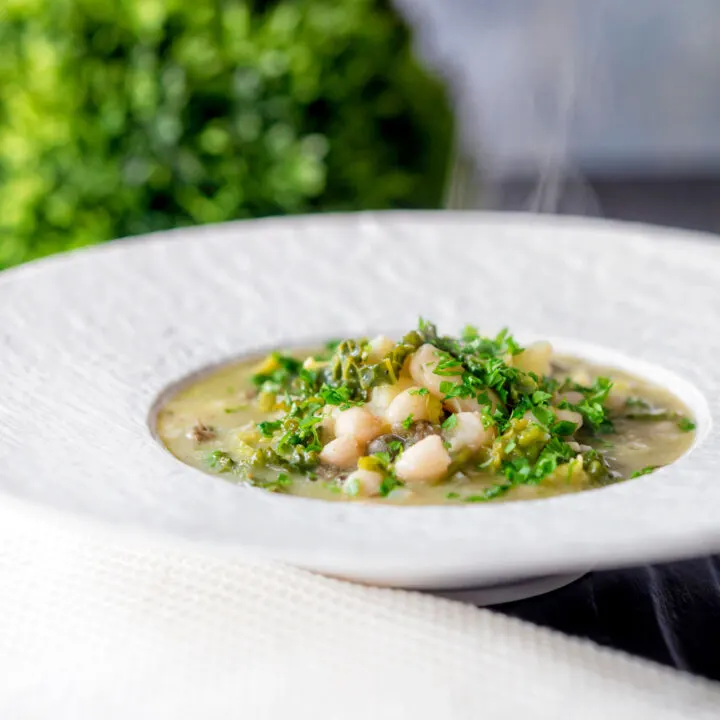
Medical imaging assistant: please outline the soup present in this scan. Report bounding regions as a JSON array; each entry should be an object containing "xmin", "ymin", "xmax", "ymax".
[{"xmin": 157, "ymin": 321, "xmax": 695, "ymax": 504}]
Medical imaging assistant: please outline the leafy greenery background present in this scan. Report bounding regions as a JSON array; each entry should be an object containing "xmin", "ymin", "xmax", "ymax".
[{"xmin": 0, "ymin": 0, "xmax": 453, "ymax": 270}]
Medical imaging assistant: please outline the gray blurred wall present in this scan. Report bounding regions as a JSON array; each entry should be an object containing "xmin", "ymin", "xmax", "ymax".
[{"xmin": 394, "ymin": 0, "xmax": 720, "ymax": 177}]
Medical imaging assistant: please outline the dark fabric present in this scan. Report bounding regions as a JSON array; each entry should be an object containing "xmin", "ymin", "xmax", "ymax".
[{"xmin": 496, "ymin": 559, "xmax": 720, "ymax": 680}]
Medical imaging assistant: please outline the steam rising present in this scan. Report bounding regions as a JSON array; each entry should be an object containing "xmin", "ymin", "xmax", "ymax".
[{"xmin": 396, "ymin": 0, "xmax": 605, "ymax": 215}]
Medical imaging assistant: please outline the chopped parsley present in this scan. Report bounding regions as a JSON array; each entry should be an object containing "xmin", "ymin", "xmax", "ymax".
[
  {"xmin": 379, "ymin": 474, "xmax": 403, "ymax": 497},
  {"xmin": 532, "ymin": 390, "xmax": 553, "ymax": 405},
  {"xmin": 257, "ymin": 420, "xmax": 282, "ymax": 437},
  {"xmin": 464, "ymin": 483, "xmax": 513, "ymax": 502},
  {"xmin": 224, "ymin": 405, "xmax": 248, "ymax": 413},
  {"xmin": 261, "ymin": 472, "xmax": 293, "ymax": 493},
  {"xmin": 677, "ymin": 417, "xmax": 696, "ymax": 432},
  {"xmin": 441, "ymin": 413, "xmax": 458, "ymax": 430},
  {"xmin": 319, "ymin": 384, "xmax": 354, "ymax": 406},
  {"xmin": 202, "ymin": 319, "xmax": 688, "ymax": 504},
  {"xmin": 387, "ymin": 439, "xmax": 405, "ymax": 457},
  {"xmin": 206, "ymin": 450, "xmax": 236, "ymax": 473},
  {"xmin": 562, "ymin": 377, "xmax": 614, "ymax": 433},
  {"xmin": 630, "ymin": 466, "xmax": 659, "ymax": 479},
  {"xmin": 251, "ymin": 353, "xmax": 302, "ymax": 393},
  {"xmin": 551, "ymin": 420, "xmax": 577, "ymax": 437}
]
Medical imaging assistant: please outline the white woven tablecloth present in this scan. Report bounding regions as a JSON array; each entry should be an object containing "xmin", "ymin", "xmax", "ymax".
[{"xmin": 0, "ymin": 496, "xmax": 717, "ymax": 720}]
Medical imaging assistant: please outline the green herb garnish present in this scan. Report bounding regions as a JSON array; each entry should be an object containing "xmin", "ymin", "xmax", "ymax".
[
  {"xmin": 227, "ymin": 319, "xmax": 645, "ymax": 501},
  {"xmin": 379, "ymin": 474, "xmax": 403, "ymax": 497},
  {"xmin": 387, "ymin": 440, "xmax": 405, "ymax": 457},
  {"xmin": 464, "ymin": 483, "xmax": 512, "ymax": 502},
  {"xmin": 630, "ymin": 466, "xmax": 659, "ymax": 478},
  {"xmin": 206, "ymin": 450, "xmax": 237, "ymax": 473},
  {"xmin": 532, "ymin": 390, "xmax": 553, "ymax": 405},
  {"xmin": 563, "ymin": 377, "xmax": 614, "ymax": 433},
  {"xmin": 677, "ymin": 417, "xmax": 696, "ymax": 432},
  {"xmin": 551, "ymin": 420, "xmax": 577, "ymax": 436},
  {"xmin": 257, "ymin": 420, "xmax": 282, "ymax": 437},
  {"xmin": 260, "ymin": 472, "xmax": 294, "ymax": 493},
  {"xmin": 625, "ymin": 397, "xmax": 650, "ymax": 409}
]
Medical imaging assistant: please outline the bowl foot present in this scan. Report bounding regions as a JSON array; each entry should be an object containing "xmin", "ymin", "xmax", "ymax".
[{"xmin": 427, "ymin": 570, "xmax": 587, "ymax": 606}]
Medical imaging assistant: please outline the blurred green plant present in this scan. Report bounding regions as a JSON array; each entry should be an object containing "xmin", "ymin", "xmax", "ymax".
[{"xmin": 0, "ymin": 0, "xmax": 453, "ymax": 270}]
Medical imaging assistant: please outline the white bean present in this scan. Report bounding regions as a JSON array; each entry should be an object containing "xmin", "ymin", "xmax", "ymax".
[
  {"xmin": 513, "ymin": 341, "xmax": 553, "ymax": 377},
  {"xmin": 318, "ymin": 405, "xmax": 338, "ymax": 439},
  {"xmin": 554, "ymin": 408, "xmax": 583, "ymax": 429},
  {"xmin": 384, "ymin": 487, "xmax": 415, "ymax": 502},
  {"xmin": 444, "ymin": 389, "xmax": 499, "ymax": 414},
  {"xmin": 444, "ymin": 412, "xmax": 495, "ymax": 453},
  {"xmin": 409, "ymin": 344, "xmax": 497, "ymax": 413},
  {"xmin": 385, "ymin": 387, "xmax": 443, "ymax": 426},
  {"xmin": 343, "ymin": 468, "xmax": 384, "ymax": 497},
  {"xmin": 319, "ymin": 435, "xmax": 361, "ymax": 469},
  {"xmin": 567, "ymin": 441, "xmax": 592, "ymax": 453},
  {"xmin": 555, "ymin": 391, "xmax": 583, "ymax": 406},
  {"xmin": 570, "ymin": 369, "xmax": 593, "ymax": 386},
  {"xmin": 394, "ymin": 435, "xmax": 451, "ymax": 486},
  {"xmin": 367, "ymin": 377, "xmax": 415, "ymax": 415},
  {"xmin": 605, "ymin": 380, "xmax": 632, "ymax": 411},
  {"xmin": 334, "ymin": 407, "xmax": 384, "ymax": 445},
  {"xmin": 366, "ymin": 334, "xmax": 395, "ymax": 363},
  {"xmin": 409, "ymin": 344, "xmax": 462, "ymax": 398}
]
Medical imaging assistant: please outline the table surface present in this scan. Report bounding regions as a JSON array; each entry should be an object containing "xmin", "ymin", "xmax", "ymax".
[{"xmin": 489, "ymin": 176, "xmax": 720, "ymax": 681}]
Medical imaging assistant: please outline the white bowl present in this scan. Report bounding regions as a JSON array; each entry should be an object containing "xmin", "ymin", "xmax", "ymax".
[{"xmin": 1, "ymin": 211, "xmax": 718, "ymax": 591}]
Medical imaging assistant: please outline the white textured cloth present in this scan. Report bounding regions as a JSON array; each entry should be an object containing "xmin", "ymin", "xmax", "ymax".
[{"xmin": 0, "ymin": 497, "xmax": 717, "ymax": 720}]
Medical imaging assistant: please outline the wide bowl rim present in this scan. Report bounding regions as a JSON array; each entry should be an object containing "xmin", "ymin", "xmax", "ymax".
[{"xmin": 1, "ymin": 210, "xmax": 719, "ymax": 589}]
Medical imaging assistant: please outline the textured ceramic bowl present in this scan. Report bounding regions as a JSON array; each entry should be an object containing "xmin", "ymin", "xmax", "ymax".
[{"xmin": 1, "ymin": 212, "xmax": 718, "ymax": 591}]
